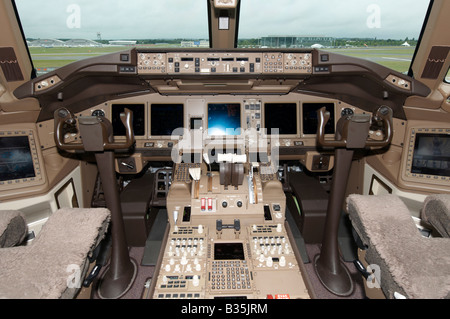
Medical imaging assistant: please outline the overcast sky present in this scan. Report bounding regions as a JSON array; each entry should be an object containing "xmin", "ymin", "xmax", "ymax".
[{"xmin": 15, "ymin": 0, "xmax": 430, "ymax": 40}]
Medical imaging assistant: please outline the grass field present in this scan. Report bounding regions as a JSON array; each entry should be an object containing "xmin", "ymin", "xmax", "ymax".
[
  {"xmin": 30, "ymin": 46, "xmax": 128, "ymax": 70},
  {"xmin": 30, "ymin": 45, "xmax": 416, "ymax": 74},
  {"xmin": 327, "ymin": 46, "xmax": 415, "ymax": 73}
]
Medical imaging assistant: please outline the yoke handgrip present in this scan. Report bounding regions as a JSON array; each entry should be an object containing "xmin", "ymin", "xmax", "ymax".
[
  {"xmin": 317, "ymin": 106, "xmax": 393, "ymax": 149},
  {"xmin": 317, "ymin": 107, "xmax": 346, "ymax": 148},
  {"xmin": 103, "ymin": 108, "xmax": 135, "ymax": 151},
  {"xmin": 54, "ymin": 108, "xmax": 84, "ymax": 151},
  {"xmin": 365, "ymin": 106, "xmax": 393, "ymax": 147},
  {"xmin": 54, "ymin": 107, "xmax": 135, "ymax": 152}
]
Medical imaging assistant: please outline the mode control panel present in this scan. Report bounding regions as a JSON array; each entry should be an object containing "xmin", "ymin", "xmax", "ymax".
[
  {"xmin": 137, "ymin": 51, "xmax": 313, "ymax": 75},
  {"xmin": 166, "ymin": 52, "xmax": 263, "ymax": 74}
]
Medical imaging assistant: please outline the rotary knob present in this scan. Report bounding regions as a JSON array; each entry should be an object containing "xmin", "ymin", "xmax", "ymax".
[
  {"xmin": 193, "ymin": 275, "xmax": 200, "ymax": 287},
  {"xmin": 279, "ymin": 256, "xmax": 286, "ymax": 267}
]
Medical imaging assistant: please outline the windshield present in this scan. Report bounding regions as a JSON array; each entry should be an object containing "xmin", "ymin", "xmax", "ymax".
[
  {"xmin": 15, "ymin": 0, "xmax": 209, "ymax": 75},
  {"xmin": 15, "ymin": 0, "xmax": 430, "ymax": 75},
  {"xmin": 238, "ymin": 0, "xmax": 430, "ymax": 73}
]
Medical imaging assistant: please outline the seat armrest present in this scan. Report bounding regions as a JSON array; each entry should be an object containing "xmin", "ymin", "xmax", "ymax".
[{"xmin": 0, "ymin": 210, "xmax": 27, "ymax": 248}]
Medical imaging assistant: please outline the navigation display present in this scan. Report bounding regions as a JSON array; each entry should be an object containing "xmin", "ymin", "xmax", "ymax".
[
  {"xmin": 151, "ymin": 104, "xmax": 184, "ymax": 136},
  {"xmin": 208, "ymin": 103, "xmax": 241, "ymax": 136},
  {"xmin": 411, "ymin": 133, "xmax": 450, "ymax": 177},
  {"xmin": 264, "ymin": 103, "xmax": 297, "ymax": 135},
  {"xmin": 0, "ymin": 136, "xmax": 35, "ymax": 182},
  {"xmin": 302, "ymin": 103, "xmax": 335, "ymax": 135},
  {"xmin": 112, "ymin": 104, "xmax": 146, "ymax": 136}
]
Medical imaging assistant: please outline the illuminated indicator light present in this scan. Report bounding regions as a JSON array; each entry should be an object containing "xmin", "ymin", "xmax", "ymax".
[
  {"xmin": 275, "ymin": 294, "xmax": 290, "ymax": 299},
  {"xmin": 208, "ymin": 198, "xmax": 213, "ymax": 211},
  {"xmin": 201, "ymin": 198, "xmax": 206, "ymax": 211}
]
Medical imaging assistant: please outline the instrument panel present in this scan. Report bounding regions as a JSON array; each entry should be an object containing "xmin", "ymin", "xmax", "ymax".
[
  {"xmin": 82, "ymin": 95, "xmax": 355, "ymax": 174},
  {"xmin": 137, "ymin": 52, "xmax": 312, "ymax": 75},
  {"xmin": 104, "ymin": 98, "xmax": 342, "ymax": 141}
]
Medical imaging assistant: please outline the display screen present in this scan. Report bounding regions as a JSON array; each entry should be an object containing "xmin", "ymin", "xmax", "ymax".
[
  {"xmin": 412, "ymin": 134, "xmax": 450, "ymax": 177},
  {"xmin": 214, "ymin": 243, "xmax": 245, "ymax": 260},
  {"xmin": 264, "ymin": 103, "xmax": 297, "ymax": 135},
  {"xmin": 151, "ymin": 104, "xmax": 184, "ymax": 136},
  {"xmin": 208, "ymin": 103, "xmax": 241, "ymax": 136},
  {"xmin": 112, "ymin": 104, "xmax": 146, "ymax": 136},
  {"xmin": 302, "ymin": 103, "xmax": 335, "ymax": 135},
  {"xmin": 0, "ymin": 136, "xmax": 35, "ymax": 182}
]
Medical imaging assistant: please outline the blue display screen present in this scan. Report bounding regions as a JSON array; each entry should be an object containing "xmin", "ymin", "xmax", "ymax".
[{"xmin": 208, "ymin": 104, "xmax": 241, "ymax": 136}]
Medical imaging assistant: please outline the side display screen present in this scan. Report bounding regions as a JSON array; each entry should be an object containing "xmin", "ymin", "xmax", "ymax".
[
  {"xmin": 0, "ymin": 136, "xmax": 35, "ymax": 182},
  {"xmin": 412, "ymin": 133, "xmax": 450, "ymax": 177}
]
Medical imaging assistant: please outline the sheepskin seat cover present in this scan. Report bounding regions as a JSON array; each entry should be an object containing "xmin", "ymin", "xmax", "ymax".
[
  {"xmin": 422, "ymin": 194, "xmax": 450, "ymax": 238},
  {"xmin": 0, "ymin": 210, "xmax": 27, "ymax": 248},
  {"xmin": 347, "ymin": 194, "xmax": 450, "ymax": 299},
  {"xmin": 0, "ymin": 208, "xmax": 110, "ymax": 299}
]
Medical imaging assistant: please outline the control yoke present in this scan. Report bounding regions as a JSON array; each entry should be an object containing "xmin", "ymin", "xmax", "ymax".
[
  {"xmin": 313, "ymin": 105, "xmax": 393, "ymax": 297},
  {"xmin": 54, "ymin": 107, "xmax": 134, "ymax": 152},
  {"xmin": 53, "ymin": 107, "xmax": 136, "ymax": 299},
  {"xmin": 317, "ymin": 105, "xmax": 393, "ymax": 149}
]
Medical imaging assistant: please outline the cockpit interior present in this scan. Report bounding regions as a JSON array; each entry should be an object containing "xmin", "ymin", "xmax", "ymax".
[{"xmin": 0, "ymin": 0, "xmax": 449, "ymax": 306}]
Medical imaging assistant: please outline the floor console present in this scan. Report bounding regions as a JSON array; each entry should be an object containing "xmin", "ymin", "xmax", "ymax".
[{"xmin": 148, "ymin": 160, "xmax": 311, "ymax": 299}]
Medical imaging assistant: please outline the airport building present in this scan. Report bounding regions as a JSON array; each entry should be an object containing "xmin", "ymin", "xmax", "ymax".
[
  {"xmin": 28, "ymin": 38, "xmax": 103, "ymax": 47},
  {"xmin": 260, "ymin": 36, "xmax": 336, "ymax": 48},
  {"xmin": 65, "ymin": 39, "xmax": 103, "ymax": 47},
  {"xmin": 108, "ymin": 40, "xmax": 138, "ymax": 46},
  {"xmin": 181, "ymin": 40, "xmax": 210, "ymax": 48},
  {"xmin": 28, "ymin": 39, "xmax": 66, "ymax": 47}
]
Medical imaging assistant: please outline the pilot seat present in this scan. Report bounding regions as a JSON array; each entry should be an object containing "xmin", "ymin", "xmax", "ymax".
[
  {"xmin": 0, "ymin": 208, "xmax": 110, "ymax": 298},
  {"xmin": 347, "ymin": 194, "xmax": 450, "ymax": 299}
]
